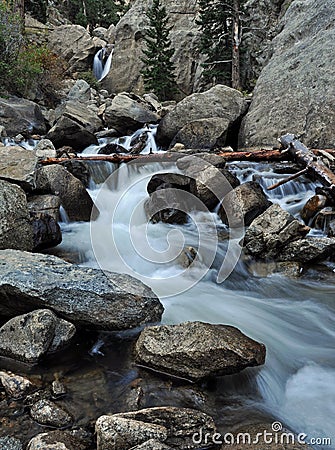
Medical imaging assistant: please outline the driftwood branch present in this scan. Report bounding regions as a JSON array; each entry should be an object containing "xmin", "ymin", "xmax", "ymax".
[{"xmin": 267, "ymin": 168, "xmax": 308, "ymax": 191}]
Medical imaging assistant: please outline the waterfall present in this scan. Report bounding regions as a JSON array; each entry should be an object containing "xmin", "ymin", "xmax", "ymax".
[{"xmin": 93, "ymin": 45, "xmax": 114, "ymax": 82}]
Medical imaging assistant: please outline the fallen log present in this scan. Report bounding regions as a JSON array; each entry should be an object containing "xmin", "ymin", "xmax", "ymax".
[
  {"xmin": 267, "ymin": 168, "xmax": 308, "ymax": 191},
  {"xmin": 279, "ymin": 134, "xmax": 335, "ymax": 200}
]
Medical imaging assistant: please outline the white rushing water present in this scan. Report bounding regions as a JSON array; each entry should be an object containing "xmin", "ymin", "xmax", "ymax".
[
  {"xmin": 93, "ymin": 46, "xmax": 114, "ymax": 82},
  {"xmin": 58, "ymin": 159, "xmax": 335, "ymax": 449}
]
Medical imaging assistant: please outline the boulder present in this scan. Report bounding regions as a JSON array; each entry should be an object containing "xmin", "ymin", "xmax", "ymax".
[
  {"xmin": 219, "ymin": 181, "xmax": 271, "ymax": 228},
  {"xmin": 61, "ymin": 160, "xmax": 91, "ymax": 187},
  {"xmin": 96, "ymin": 406, "xmax": 216, "ymax": 450},
  {"xmin": 0, "ymin": 309, "xmax": 76, "ymax": 364},
  {"xmin": 67, "ymin": 79, "xmax": 92, "ymax": 102},
  {"xmin": 102, "ymin": 0, "xmax": 202, "ymax": 96},
  {"xmin": 176, "ymin": 153, "xmax": 227, "ymax": 171},
  {"xmin": 144, "ymin": 190, "xmax": 190, "ymax": 225},
  {"xmin": 30, "ymin": 212, "xmax": 62, "ymax": 250},
  {"xmin": 0, "ymin": 437, "xmax": 23, "ymax": 450},
  {"xmin": 27, "ymin": 430, "xmax": 92, "ymax": 450},
  {"xmin": 300, "ymin": 194, "xmax": 328, "ymax": 224},
  {"xmin": 0, "ymin": 97, "xmax": 46, "ymax": 136},
  {"xmin": 28, "ymin": 194, "xmax": 61, "ymax": 221},
  {"xmin": 277, "ymin": 237, "xmax": 335, "ymax": 263},
  {"xmin": 55, "ymin": 99, "xmax": 102, "ymax": 133},
  {"xmin": 244, "ymin": 204, "xmax": 310, "ymax": 259},
  {"xmin": 48, "ymin": 25, "xmax": 102, "ymax": 73},
  {"xmin": 313, "ymin": 207, "xmax": 335, "ymax": 231},
  {"xmin": 103, "ymin": 93, "xmax": 160, "ymax": 134},
  {"xmin": 157, "ymin": 85, "xmax": 248, "ymax": 147},
  {"xmin": 239, "ymin": 0, "xmax": 335, "ymax": 149},
  {"xmin": 0, "ymin": 180, "xmax": 34, "ymax": 251},
  {"xmin": 0, "ymin": 371, "xmax": 34, "ymax": 399},
  {"xmin": 35, "ymin": 165, "xmax": 95, "ymax": 222},
  {"xmin": 147, "ymin": 173, "xmax": 192, "ymax": 195},
  {"xmin": 34, "ymin": 139, "xmax": 57, "ymax": 159},
  {"xmin": 0, "ymin": 250, "xmax": 164, "ymax": 330},
  {"xmin": 130, "ymin": 440, "xmax": 171, "ymax": 450},
  {"xmin": 135, "ymin": 321, "xmax": 266, "ymax": 381},
  {"xmin": 0, "ymin": 146, "xmax": 38, "ymax": 190},
  {"xmin": 30, "ymin": 399, "xmax": 73, "ymax": 428}
]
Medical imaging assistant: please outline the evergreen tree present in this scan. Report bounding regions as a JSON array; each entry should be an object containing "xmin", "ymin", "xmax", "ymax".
[
  {"xmin": 66, "ymin": 0, "xmax": 126, "ymax": 30},
  {"xmin": 141, "ymin": 0, "xmax": 176, "ymax": 101},
  {"xmin": 197, "ymin": 0, "xmax": 244, "ymax": 89}
]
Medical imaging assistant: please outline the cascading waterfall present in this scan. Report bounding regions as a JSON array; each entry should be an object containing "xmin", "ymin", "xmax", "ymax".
[
  {"xmin": 93, "ymin": 45, "xmax": 114, "ymax": 82},
  {"xmin": 56, "ymin": 149, "xmax": 335, "ymax": 448}
]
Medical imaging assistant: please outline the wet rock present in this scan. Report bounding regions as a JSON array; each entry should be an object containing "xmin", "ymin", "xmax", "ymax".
[
  {"xmin": 247, "ymin": 261, "xmax": 303, "ymax": 278},
  {"xmin": 147, "ymin": 173, "xmax": 191, "ymax": 195},
  {"xmin": 219, "ymin": 181, "xmax": 271, "ymax": 228},
  {"xmin": 0, "ymin": 309, "xmax": 76, "ymax": 364},
  {"xmin": 0, "ymin": 146, "xmax": 38, "ymax": 191},
  {"xmin": 144, "ymin": 190, "xmax": 190, "ymax": 225},
  {"xmin": 27, "ymin": 429, "xmax": 91, "ymax": 450},
  {"xmin": 30, "ymin": 399, "xmax": 73, "ymax": 427},
  {"xmin": 131, "ymin": 440, "xmax": 171, "ymax": 450},
  {"xmin": 0, "ymin": 371, "xmax": 34, "ymax": 399},
  {"xmin": 313, "ymin": 207, "xmax": 335, "ymax": 232},
  {"xmin": 328, "ymin": 220, "xmax": 335, "ymax": 238},
  {"xmin": 35, "ymin": 139, "xmax": 57, "ymax": 160},
  {"xmin": 28, "ymin": 194, "xmax": 61, "ymax": 222},
  {"xmin": 300, "ymin": 194, "xmax": 328, "ymax": 224},
  {"xmin": 157, "ymin": 85, "xmax": 248, "ymax": 147},
  {"xmin": 30, "ymin": 212, "xmax": 62, "ymax": 251},
  {"xmin": 135, "ymin": 321, "xmax": 266, "ymax": 381},
  {"xmin": 60, "ymin": 160, "xmax": 91, "ymax": 187},
  {"xmin": 176, "ymin": 246, "xmax": 197, "ymax": 268},
  {"xmin": 0, "ymin": 180, "xmax": 34, "ymax": 251},
  {"xmin": 277, "ymin": 237, "xmax": 335, "ymax": 264},
  {"xmin": 176, "ymin": 153, "xmax": 227, "ymax": 171},
  {"xmin": 104, "ymin": 93, "xmax": 160, "ymax": 134},
  {"xmin": 51, "ymin": 380, "xmax": 67, "ymax": 398},
  {"xmin": 0, "ymin": 97, "xmax": 46, "ymax": 136},
  {"xmin": 47, "ymin": 116, "xmax": 98, "ymax": 152},
  {"xmin": 96, "ymin": 406, "xmax": 216, "ymax": 450},
  {"xmin": 0, "ymin": 250, "xmax": 164, "ymax": 330},
  {"xmin": 0, "ymin": 436, "xmax": 23, "ymax": 450},
  {"xmin": 244, "ymin": 204, "xmax": 310, "ymax": 259},
  {"xmin": 35, "ymin": 165, "xmax": 95, "ymax": 222},
  {"xmin": 98, "ymin": 142, "xmax": 127, "ymax": 155}
]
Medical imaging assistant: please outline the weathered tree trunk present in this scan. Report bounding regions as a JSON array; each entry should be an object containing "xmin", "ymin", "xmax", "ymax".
[
  {"xmin": 231, "ymin": 0, "xmax": 241, "ymax": 90},
  {"xmin": 280, "ymin": 134, "xmax": 335, "ymax": 200}
]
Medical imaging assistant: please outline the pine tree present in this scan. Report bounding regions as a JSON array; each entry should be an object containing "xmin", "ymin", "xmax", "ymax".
[
  {"xmin": 197, "ymin": 0, "xmax": 244, "ymax": 89},
  {"xmin": 141, "ymin": 0, "xmax": 177, "ymax": 101}
]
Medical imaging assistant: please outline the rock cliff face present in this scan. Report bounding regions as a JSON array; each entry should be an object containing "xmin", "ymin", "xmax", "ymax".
[
  {"xmin": 239, "ymin": 0, "xmax": 335, "ymax": 148},
  {"xmin": 102, "ymin": 0, "xmax": 202, "ymax": 97}
]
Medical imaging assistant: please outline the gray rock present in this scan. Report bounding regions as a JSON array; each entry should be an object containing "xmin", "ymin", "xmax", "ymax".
[
  {"xmin": 176, "ymin": 153, "xmax": 227, "ymax": 171},
  {"xmin": 0, "ymin": 250, "xmax": 164, "ymax": 330},
  {"xmin": 35, "ymin": 139, "xmax": 57, "ymax": 159},
  {"xmin": 55, "ymin": 99, "xmax": 102, "ymax": 134},
  {"xmin": 219, "ymin": 181, "xmax": 271, "ymax": 228},
  {"xmin": 277, "ymin": 237, "xmax": 335, "ymax": 263},
  {"xmin": 144, "ymin": 189, "xmax": 191, "ymax": 225},
  {"xmin": 300, "ymin": 194, "xmax": 328, "ymax": 224},
  {"xmin": 0, "ymin": 146, "xmax": 38, "ymax": 190},
  {"xmin": 244, "ymin": 204, "xmax": 310, "ymax": 259},
  {"xmin": 0, "ymin": 97, "xmax": 46, "ymax": 136},
  {"xmin": 239, "ymin": 0, "xmax": 335, "ymax": 149},
  {"xmin": 247, "ymin": 261, "xmax": 303, "ymax": 278},
  {"xmin": 67, "ymin": 79, "xmax": 92, "ymax": 102},
  {"xmin": 0, "ymin": 371, "xmax": 34, "ymax": 399},
  {"xmin": 313, "ymin": 207, "xmax": 335, "ymax": 232},
  {"xmin": 96, "ymin": 406, "xmax": 216, "ymax": 450},
  {"xmin": 135, "ymin": 321, "xmax": 266, "ymax": 381},
  {"xmin": 157, "ymin": 85, "xmax": 248, "ymax": 146},
  {"xmin": 130, "ymin": 440, "xmax": 172, "ymax": 450},
  {"xmin": 30, "ymin": 212, "xmax": 62, "ymax": 251},
  {"xmin": 0, "ymin": 437, "xmax": 23, "ymax": 450},
  {"xmin": 176, "ymin": 246, "xmax": 197, "ymax": 268},
  {"xmin": 28, "ymin": 194, "xmax": 61, "ymax": 221},
  {"xmin": 147, "ymin": 173, "xmax": 191, "ymax": 195},
  {"xmin": 0, "ymin": 309, "xmax": 75, "ymax": 364},
  {"xmin": 0, "ymin": 180, "xmax": 34, "ymax": 251},
  {"xmin": 35, "ymin": 165, "xmax": 95, "ymax": 222},
  {"xmin": 27, "ymin": 430, "xmax": 91, "ymax": 450},
  {"xmin": 51, "ymin": 380, "xmax": 67, "ymax": 398},
  {"xmin": 30, "ymin": 399, "xmax": 73, "ymax": 428},
  {"xmin": 104, "ymin": 93, "xmax": 160, "ymax": 134}
]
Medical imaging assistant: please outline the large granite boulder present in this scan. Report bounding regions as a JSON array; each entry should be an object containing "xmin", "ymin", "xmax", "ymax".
[
  {"xmin": 0, "ymin": 309, "xmax": 76, "ymax": 364},
  {"xmin": 28, "ymin": 194, "xmax": 61, "ymax": 221},
  {"xmin": 157, "ymin": 85, "xmax": 248, "ymax": 147},
  {"xmin": 0, "ymin": 250, "xmax": 164, "ymax": 330},
  {"xmin": 277, "ymin": 237, "xmax": 335, "ymax": 263},
  {"xmin": 0, "ymin": 146, "xmax": 38, "ymax": 190},
  {"xmin": 27, "ymin": 430, "xmax": 91, "ymax": 450},
  {"xmin": 239, "ymin": 0, "xmax": 335, "ymax": 149},
  {"xmin": 0, "ymin": 180, "xmax": 33, "ymax": 251},
  {"xmin": 96, "ymin": 407, "xmax": 216, "ymax": 450},
  {"xmin": 135, "ymin": 321, "xmax": 266, "ymax": 381},
  {"xmin": 0, "ymin": 97, "xmax": 46, "ymax": 136},
  {"xmin": 102, "ymin": 0, "xmax": 202, "ymax": 97}
]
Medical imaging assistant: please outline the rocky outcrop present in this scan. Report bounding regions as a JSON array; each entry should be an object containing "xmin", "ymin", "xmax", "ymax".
[
  {"xmin": 35, "ymin": 165, "xmax": 95, "ymax": 222},
  {"xmin": 0, "ymin": 180, "xmax": 34, "ymax": 251},
  {"xmin": 102, "ymin": 0, "xmax": 202, "ymax": 97},
  {"xmin": 135, "ymin": 321, "xmax": 266, "ymax": 381},
  {"xmin": 96, "ymin": 407, "xmax": 216, "ymax": 450},
  {"xmin": 157, "ymin": 85, "xmax": 248, "ymax": 148},
  {"xmin": 0, "ymin": 97, "xmax": 46, "ymax": 136},
  {"xmin": 27, "ymin": 430, "xmax": 91, "ymax": 450},
  {"xmin": 0, "ymin": 309, "xmax": 76, "ymax": 364},
  {"xmin": 0, "ymin": 146, "xmax": 38, "ymax": 190},
  {"xmin": 30, "ymin": 399, "xmax": 73, "ymax": 428},
  {"xmin": 219, "ymin": 181, "xmax": 271, "ymax": 228},
  {"xmin": 0, "ymin": 250, "xmax": 163, "ymax": 330},
  {"xmin": 239, "ymin": 0, "xmax": 335, "ymax": 149}
]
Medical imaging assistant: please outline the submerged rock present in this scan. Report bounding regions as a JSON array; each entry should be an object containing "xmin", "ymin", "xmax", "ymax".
[
  {"xmin": 135, "ymin": 321, "xmax": 266, "ymax": 381},
  {"xmin": 30, "ymin": 399, "xmax": 73, "ymax": 428},
  {"xmin": 0, "ymin": 250, "xmax": 163, "ymax": 330},
  {"xmin": 0, "ymin": 371, "xmax": 34, "ymax": 399},
  {"xmin": 96, "ymin": 406, "xmax": 216, "ymax": 450},
  {"xmin": 0, "ymin": 146, "xmax": 38, "ymax": 191},
  {"xmin": 0, "ymin": 180, "xmax": 34, "ymax": 251}
]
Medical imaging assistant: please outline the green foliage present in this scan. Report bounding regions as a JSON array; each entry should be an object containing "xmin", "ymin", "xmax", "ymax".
[
  {"xmin": 141, "ymin": 0, "xmax": 177, "ymax": 101},
  {"xmin": 25, "ymin": 0, "xmax": 47, "ymax": 23},
  {"xmin": 66, "ymin": 0, "xmax": 126, "ymax": 30},
  {"xmin": 79, "ymin": 71, "xmax": 100, "ymax": 90}
]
